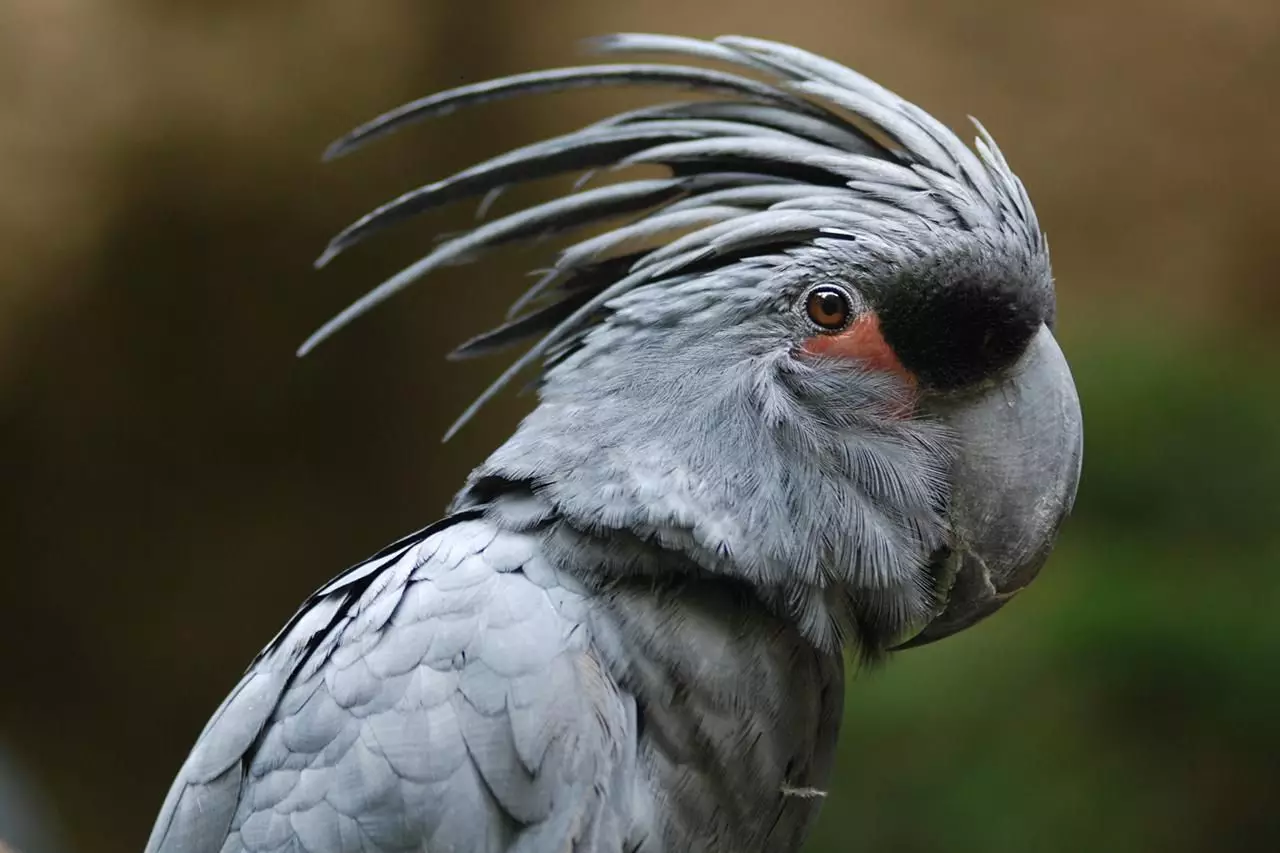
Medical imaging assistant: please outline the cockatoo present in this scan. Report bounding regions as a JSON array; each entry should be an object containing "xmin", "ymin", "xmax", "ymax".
[{"xmin": 145, "ymin": 33, "xmax": 1083, "ymax": 853}]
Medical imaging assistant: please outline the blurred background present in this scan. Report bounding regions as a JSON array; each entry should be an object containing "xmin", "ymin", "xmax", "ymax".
[{"xmin": 2, "ymin": 1, "xmax": 1278, "ymax": 851}]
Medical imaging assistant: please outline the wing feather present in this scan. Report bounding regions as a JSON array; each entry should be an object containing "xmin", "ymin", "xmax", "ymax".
[{"xmin": 145, "ymin": 514, "xmax": 634, "ymax": 853}]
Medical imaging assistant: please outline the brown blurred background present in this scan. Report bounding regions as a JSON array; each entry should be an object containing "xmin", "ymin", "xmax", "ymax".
[{"xmin": 2, "ymin": 1, "xmax": 1278, "ymax": 852}]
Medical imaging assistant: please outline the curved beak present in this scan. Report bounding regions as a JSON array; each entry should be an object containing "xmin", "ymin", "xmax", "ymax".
[{"xmin": 896, "ymin": 325, "xmax": 1083, "ymax": 649}]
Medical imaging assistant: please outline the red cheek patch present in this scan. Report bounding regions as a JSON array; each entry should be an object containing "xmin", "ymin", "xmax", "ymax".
[{"xmin": 801, "ymin": 312, "xmax": 917, "ymax": 388}]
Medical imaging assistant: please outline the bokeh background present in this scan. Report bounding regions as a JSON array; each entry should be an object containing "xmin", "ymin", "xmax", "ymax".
[{"xmin": 2, "ymin": 1, "xmax": 1278, "ymax": 851}]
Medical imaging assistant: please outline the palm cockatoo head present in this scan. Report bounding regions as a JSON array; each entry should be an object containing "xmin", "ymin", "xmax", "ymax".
[{"xmin": 305, "ymin": 34, "xmax": 1084, "ymax": 656}]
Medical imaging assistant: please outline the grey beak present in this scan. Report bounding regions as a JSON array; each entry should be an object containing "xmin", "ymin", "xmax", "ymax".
[{"xmin": 897, "ymin": 325, "xmax": 1083, "ymax": 650}]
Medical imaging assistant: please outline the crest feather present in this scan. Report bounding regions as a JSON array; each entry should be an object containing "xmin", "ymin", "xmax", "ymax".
[{"xmin": 306, "ymin": 33, "xmax": 1044, "ymax": 438}]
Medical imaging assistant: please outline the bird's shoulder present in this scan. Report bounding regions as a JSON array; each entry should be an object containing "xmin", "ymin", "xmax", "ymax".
[{"xmin": 146, "ymin": 510, "xmax": 634, "ymax": 853}]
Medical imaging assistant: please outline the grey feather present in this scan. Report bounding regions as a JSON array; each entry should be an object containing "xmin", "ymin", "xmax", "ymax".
[
  {"xmin": 503, "ymin": 248, "xmax": 649, "ymax": 322},
  {"xmin": 319, "ymin": 117, "xmax": 836, "ymax": 267},
  {"xmin": 439, "ymin": 257, "xmax": 682, "ymax": 441},
  {"xmin": 448, "ymin": 289, "xmax": 595, "ymax": 361},
  {"xmin": 320, "ymin": 175, "xmax": 687, "ymax": 268},
  {"xmin": 324, "ymin": 63, "xmax": 818, "ymax": 160},
  {"xmin": 559, "ymin": 204, "xmax": 750, "ymax": 271},
  {"xmin": 788, "ymin": 80, "xmax": 956, "ymax": 173},
  {"xmin": 316, "ymin": 127, "xmax": 707, "ymax": 269},
  {"xmin": 659, "ymin": 183, "xmax": 848, "ymax": 214},
  {"xmin": 584, "ymin": 32, "xmax": 784, "ymax": 75},
  {"xmin": 617, "ymin": 135, "xmax": 853, "ymax": 177},
  {"xmin": 631, "ymin": 208, "xmax": 859, "ymax": 272},
  {"xmin": 717, "ymin": 36, "xmax": 1001, "ymax": 205},
  {"xmin": 146, "ymin": 516, "xmax": 633, "ymax": 853},
  {"xmin": 593, "ymin": 99, "xmax": 885, "ymax": 155}
]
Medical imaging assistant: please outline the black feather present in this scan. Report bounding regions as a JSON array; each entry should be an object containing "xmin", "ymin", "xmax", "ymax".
[{"xmin": 448, "ymin": 289, "xmax": 596, "ymax": 361}]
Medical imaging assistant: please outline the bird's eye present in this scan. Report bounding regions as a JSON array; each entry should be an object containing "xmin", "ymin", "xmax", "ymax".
[{"xmin": 804, "ymin": 286, "xmax": 854, "ymax": 331}]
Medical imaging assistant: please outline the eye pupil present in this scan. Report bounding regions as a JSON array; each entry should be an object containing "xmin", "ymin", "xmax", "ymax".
[{"xmin": 805, "ymin": 286, "xmax": 852, "ymax": 330}]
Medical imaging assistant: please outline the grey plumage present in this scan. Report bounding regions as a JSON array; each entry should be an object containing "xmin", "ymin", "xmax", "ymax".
[
  {"xmin": 148, "ymin": 32, "xmax": 1082, "ymax": 853},
  {"xmin": 147, "ymin": 515, "xmax": 637, "ymax": 853},
  {"xmin": 322, "ymin": 62, "xmax": 831, "ymax": 160},
  {"xmin": 299, "ymin": 33, "xmax": 1040, "ymax": 441}
]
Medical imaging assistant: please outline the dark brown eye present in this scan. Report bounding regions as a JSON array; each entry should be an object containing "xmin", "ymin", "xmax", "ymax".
[{"xmin": 804, "ymin": 286, "xmax": 853, "ymax": 331}]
